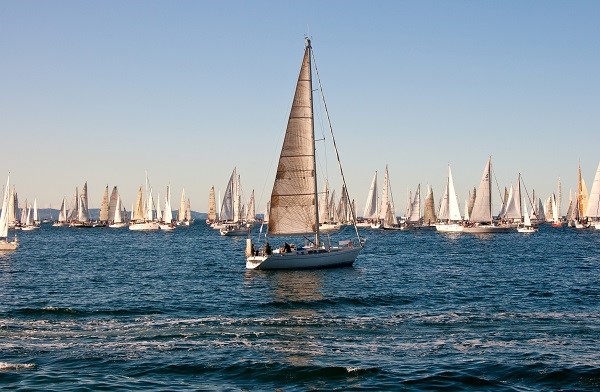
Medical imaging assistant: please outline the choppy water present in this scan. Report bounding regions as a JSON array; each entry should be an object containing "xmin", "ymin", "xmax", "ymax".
[{"xmin": 1, "ymin": 223, "xmax": 599, "ymax": 390}]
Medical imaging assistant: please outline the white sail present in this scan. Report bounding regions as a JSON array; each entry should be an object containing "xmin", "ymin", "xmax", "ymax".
[
  {"xmin": 437, "ymin": 182, "xmax": 449, "ymax": 221},
  {"xmin": 378, "ymin": 165, "xmax": 394, "ymax": 222},
  {"xmin": 58, "ymin": 197, "xmax": 67, "ymax": 222},
  {"xmin": 447, "ymin": 166, "xmax": 462, "ymax": 221},
  {"xmin": 523, "ymin": 203, "xmax": 532, "ymax": 227},
  {"xmin": 80, "ymin": 182, "xmax": 89, "ymax": 222},
  {"xmin": 464, "ymin": 199, "xmax": 470, "ymax": 221},
  {"xmin": 408, "ymin": 184, "xmax": 421, "ymax": 223},
  {"xmin": 33, "ymin": 198, "xmax": 38, "ymax": 223},
  {"xmin": 503, "ymin": 175, "xmax": 523, "ymax": 220},
  {"xmin": 246, "ymin": 190, "xmax": 256, "ymax": 222},
  {"xmin": 114, "ymin": 195, "xmax": 123, "ymax": 223},
  {"xmin": 585, "ymin": 161, "xmax": 600, "ymax": 218},
  {"xmin": 469, "ymin": 157, "xmax": 493, "ymax": 223},
  {"xmin": 363, "ymin": 171, "xmax": 378, "ymax": 219},
  {"xmin": 179, "ymin": 188, "xmax": 188, "ymax": 222},
  {"xmin": 0, "ymin": 175, "xmax": 10, "ymax": 238},
  {"xmin": 551, "ymin": 194, "xmax": 559, "ymax": 222},
  {"xmin": 99, "ymin": 185, "xmax": 109, "ymax": 222},
  {"xmin": 164, "ymin": 186, "xmax": 173, "ymax": 223},
  {"xmin": 233, "ymin": 174, "xmax": 242, "ymax": 223}
]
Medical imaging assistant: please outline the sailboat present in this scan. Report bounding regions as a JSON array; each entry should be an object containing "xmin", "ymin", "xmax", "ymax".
[
  {"xmin": 517, "ymin": 203, "xmax": 538, "ymax": 233},
  {"xmin": 499, "ymin": 174, "xmax": 523, "ymax": 226},
  {"xmin": 246, "ymin": 38, "xmax": 363, "ymax": 270},
  {"xmin": 357, "ymin": 171, "xmax": 378, "ymax": 227},
  {"xmin": 176, "ymin": 188, "xmax": 192, "ymax": 226},
  {"xmin": 463, "ymin": 157, "xmax": 511, "ymax": 233},
  {"xmin": 0, "ymin": 175, "xmax": 18, "ymax": 250},
  {"xmin": 206, "ymin": 186, "xmax": 218, "ymax": 224},
  {"xmin": 53, "ymin": 197, "xmax": 68, "ymax": 227},
  {"xmin": 159, "ymin": 185, "xmax": 176, "ymax": 231},
  {"xmin": 96, "ymin": 185, "xmax": 110, "ymax": 227},
  {"xmin": 585, "ymin": 161, "xmax": 600, "ymax": 229},
  {"xmin": 20, "ymin": 200, "xmax": 39, "ymax": 231},
  {"xmin": 379, "ymin": 165, "xmax": 398, "ymax": 229},
  {"xmin": 422, "ymin": 185, "xmax": 437, "ymax": 227},
  {"xmin": 435, "ymin": 165, "xmax": 463, "ymax": 232},
  {"xmin": 129, "ymin": 173, "xmax": 159, "ymax": 231}
]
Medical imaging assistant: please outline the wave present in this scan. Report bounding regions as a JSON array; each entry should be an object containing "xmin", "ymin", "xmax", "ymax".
[
  {"xmin": 129, "ymin": 361, "xmax": 382, "ymax": 385},
  {"xmin": 261, "ymin": 293, "xmax": 413, "ymax": 309},
  {"xmin": 0, "ymin": 362, "xmax": 36, "ymax": 371},
  {"xmin": 4, "ymin": 307, "xmax": 165, "ymax": 318}
]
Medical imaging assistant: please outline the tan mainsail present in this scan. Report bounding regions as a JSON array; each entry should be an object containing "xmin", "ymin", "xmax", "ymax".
[
  {"xmin": 469, "ymin": 157, "xmax": 493, "ymax": 223},
  {"xmin": 207, "ymin": 186, "xmax": 217, "ymax": 222},
  {"xmin": 268, "ymin": 42, "xmax": 318, "ymax": 238}
]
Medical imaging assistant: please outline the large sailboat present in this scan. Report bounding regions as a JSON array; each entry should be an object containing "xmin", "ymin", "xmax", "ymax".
[
  {"xmin": 0, "ymin": 175, "xmax": 18, "ymax": 250},
  {"xmin": 463, "ymin": 157, "xmax": 512, "ymax": 233},
  {"xmin": 246, "ymin": 38, "xmax": 363, "ymax": 270}
]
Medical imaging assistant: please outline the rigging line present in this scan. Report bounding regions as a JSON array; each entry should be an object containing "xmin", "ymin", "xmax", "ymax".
[
  {"xmin": 311, "ymin": 48, "xmax": 362, "ymax": 243},
  {"xmin": 491, "ymin": 161, "xmax": 504, "ymax": 208},
  {"xmin": 519, "ymin": 173, "xmax": 536, "ymax": 211}
]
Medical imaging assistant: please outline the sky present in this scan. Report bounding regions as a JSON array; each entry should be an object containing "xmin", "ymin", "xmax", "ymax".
[{"xmin": 1, "ymin": 1, "xmax": 599, "ymax": 215}]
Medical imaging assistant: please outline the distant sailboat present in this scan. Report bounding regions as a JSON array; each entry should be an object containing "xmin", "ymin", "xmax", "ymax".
[
  {"xmin": 246, "ymin": 38, "xmax": 363, "ymax": 270},
  {"xmin": 206, "ymin": 186, "xmax": 218, "ymax": 224},
  {"xmin": 0, "ymin": 175, "xmax": 18, "ymax": 250},
  {"xmin": 53, "ymin": 197, "xmax": 68, "ymax": 227},
  {"xmin": 159, "ymin": 185, "xmax": 176, "ymax": 231},
  {"xmin": 357, "ymin": 171, "xmax": 378, "ymax": 227},
  {"xmin": 379, "ymin": 165, "xmax": 397, "ymax": 230},
  {"xmin": 435, "ymin": 165, "xmax": 463, "ymax": 232},
  {"xmin": 517, "ymin": 203, "xmax": 538, "ymax": 233},
  {"xmin": 422, "ymin": 185, "xmax": 437, "ymax": 227},
  {"xmin": 129, "ymin": 173, "xmax": 159, "ymax": 231},
  {"xmin": 585, "ymin": 161, "xmax": 600, "ymax": 230},
  {"xmin": 463, "ymin": 157, "xmax": 511, "ymax": 233}
]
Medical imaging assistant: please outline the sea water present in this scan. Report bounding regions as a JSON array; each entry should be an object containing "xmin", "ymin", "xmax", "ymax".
[{"xmin": 1, "ymin": 224, "xmax": 599, "ymax": 390}]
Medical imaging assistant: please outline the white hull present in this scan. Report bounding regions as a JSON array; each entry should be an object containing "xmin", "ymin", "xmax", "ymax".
[
  {"xmin": 355, "ymin": 222, "xmax": 371, "ymax": 228},
  {"xmin": 220, "ymin": 226, "xmax": 249, "ymax": 236},
  {"xmin": 593, "ymin": 222, "xmax": 600, "ymax": 230},
  {"xmin": 0, "ymin": 239, "xmax": 18, "ymax": 251},
  {"xmin": 108, "ymin": 222, "xmax": 128, "ymax": 228},
  {"xmin": 463, "ymin": 224, "xmax": 512, "ymax": 234},
  {"xmin": 52, "ymin": 222, "xmax": 67, "ymax": 227},
  {"xmin": 319, "ymin": 223, "xmax": 341, "ymax": 232},
  {"xmin": 159, "ymin": 223, "xmax": 176, "ymax": 231},
  {"xmin": 435, "ymin": 223, "xmax": 464, "ymax": 232},
  {"xmin": 517, "ymin": 226, "xmax": 538, "ymax": 233},
  {"xmin": 20, "ymin": 225, "xmax": 40, "ymax": 231},
  {"xmin": 129, "ymin": 221, "xmax": 160, "ymax": 231},
  {"xmin": 370, "ymin": 223, "xmax": 381, "ymax": 229},
  {"xmin": 246, "ymin": 245, "xmax": 361, "ymax": 270}
]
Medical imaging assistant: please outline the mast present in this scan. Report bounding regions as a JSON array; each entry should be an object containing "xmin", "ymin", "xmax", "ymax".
[{"xmin": 307, "ymin": 38, "xmax": 320, "ymax": 246}]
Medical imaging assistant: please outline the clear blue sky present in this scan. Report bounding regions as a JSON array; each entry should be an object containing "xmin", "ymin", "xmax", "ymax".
[{"xmin": 1, "ymin": 1, "xmax": 599, "ymax": 214}]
